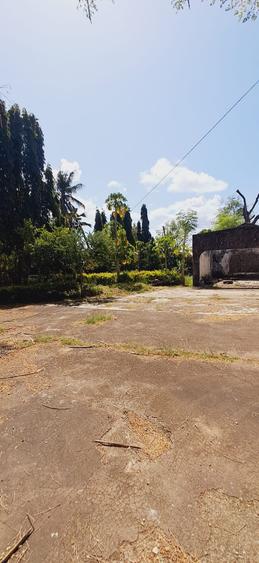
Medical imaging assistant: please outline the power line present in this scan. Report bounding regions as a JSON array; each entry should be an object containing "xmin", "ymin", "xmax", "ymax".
[{"xmin": 132, "ymin": 78, "xmax": 259, "ymax": 210}]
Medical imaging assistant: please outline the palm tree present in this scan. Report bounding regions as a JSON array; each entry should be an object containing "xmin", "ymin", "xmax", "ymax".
[{"xmin": 56, "ymin": 171, "xmax": 90, "ymax": 234}]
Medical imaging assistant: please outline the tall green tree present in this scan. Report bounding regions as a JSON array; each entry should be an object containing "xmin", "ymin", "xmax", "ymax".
[
  {"xmin": 140, "ymin": 204, "xmax": 152, "ymax": 243},
  {"xmin": 86, "ymin": 226, "xmax": 116, "ymax": 272},
  {"xmin": 101, "ymin": 210, "xmax": 107, "ymax": 227},
  {"xmin": 136, "ymin": 221, "xmax": 142, "ymax": 242},
  {"xmin": 175, "ymin": 210, "xmax": 198, "ymax": 284},
  {"xmin": 22, "ymin": 109, "xmax": 45, "ymax": 225},
  {"xmin": 8, "ymin": 105, "xmax": 24, "ymax": 230},
  {"xmin": 0, "ymin": 100, "xmax": 14, "ymax": 249},
  {"xmin": 155, "ymin": 228, "xmax": 178, "ymax": 269},
  {"xmin": 105, "ymin": 192, "xmax": 128, "ymax": 278},
  {"xmin": 94, "ymin": 209, "xmax": 103, "ymax": 232},
  {"xmin": 42, "ymin": 164, "xmax": 59, "ymax": 225},
  {"xmin": 123, "ymin": 209, "xmax": 135, "ymax": 245},
  {"xmin": 56, "ymin": 170, "xmax": 85, "ymax": 227},
  {"xmin": 213, "ymin": 197, "xmax": 243, "ymax": 230}
]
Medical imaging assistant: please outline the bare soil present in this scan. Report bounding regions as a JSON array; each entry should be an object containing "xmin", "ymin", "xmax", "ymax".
[{"xmin": 0, "ymin": 287, "xmax": 258, "ymax": 562}]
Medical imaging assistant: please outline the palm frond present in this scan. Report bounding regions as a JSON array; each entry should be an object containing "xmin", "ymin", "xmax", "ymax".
[{"xmin": 70, "ymin": 196, "xmax": 85, "ymax": 209}]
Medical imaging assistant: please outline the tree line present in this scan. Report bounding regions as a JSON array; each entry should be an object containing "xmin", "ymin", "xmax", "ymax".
[
  {"xmin": 0, "ymin": 99, "xmax": 246, "ymax": 286},
  {"xmin": 0, "ymin": 100, "xmax": 89, "ymax": 283},
  {"xmin": 88, "ymin": 194, "xmax": 197, "ymax": 282},
  {"xmin": 0, "ymin": 100, "xmax": 196, "ymax": 284}
]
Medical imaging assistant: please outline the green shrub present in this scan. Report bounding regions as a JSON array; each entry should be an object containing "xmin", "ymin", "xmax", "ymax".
[
  {"xmin": 82, "ymin": 272, "xmax": 117, "ymax": 286},
  {"xmin": 83, "ymin": 270, "xmax": 181, "ymax": 287},
  {"xmin": 81, "ymin": 284, "xmax": 103, "ymax": 297},
  {"xmin": 118, "ymin": 270, "xmax": 181, "ymax": 286},
  {"xmin": 0, "ymin": 278, "xmax": 80, "ymax": 304}
]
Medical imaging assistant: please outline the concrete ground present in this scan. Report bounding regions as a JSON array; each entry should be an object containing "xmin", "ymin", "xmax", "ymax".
[{"xmin": 0, "ymin": 287, "xmax": 258, "ymax": 562}]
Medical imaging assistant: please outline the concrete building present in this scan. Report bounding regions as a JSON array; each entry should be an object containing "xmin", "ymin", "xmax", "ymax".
[{"xmin": 192, "ymin": 224, "xmax": 259, "ymax": 286}]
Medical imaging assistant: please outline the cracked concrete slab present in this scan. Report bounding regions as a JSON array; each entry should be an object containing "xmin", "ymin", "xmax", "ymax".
[{"xmin": 0, "ymin": 287, "xmax": 258, "ymax": 562}]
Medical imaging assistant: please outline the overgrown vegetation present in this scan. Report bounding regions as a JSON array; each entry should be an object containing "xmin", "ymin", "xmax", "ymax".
[{"xmin": 0, "ymin": 99, "xmax": 196, "ymax": 302}]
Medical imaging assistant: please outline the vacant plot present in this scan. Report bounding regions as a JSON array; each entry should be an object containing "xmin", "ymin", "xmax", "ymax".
[{"xmin": 0, "ymin": 287, "xmax": 258, "ymax": 562}]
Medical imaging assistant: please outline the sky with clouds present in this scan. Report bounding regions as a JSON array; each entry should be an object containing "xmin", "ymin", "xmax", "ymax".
[{"xmin": 1, "ymin": 0, "xmax": 259, "ymax": 232}]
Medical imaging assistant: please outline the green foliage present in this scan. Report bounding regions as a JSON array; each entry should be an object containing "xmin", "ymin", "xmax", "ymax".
[
  {"xmin": 155, "ymin": 231, "xmax": 179, "ymax": 269},
  {"xmin": 213, "ymin": 197, "xmax": 243, "ymax": 230},
  {"xmin": 123, "ymin": 209, "xmax": 135, "ymax": 245},
  {"xmin": 0, "ymin": 278, "xmax": 80, "ymax": 304},
  {"xmin": 56, "ymin": 170, "xmax": 89, "ymax": 232},
  {"xmin": 81, "ymin": 284, "xmax": 103, "ymax": 297},
  {"xmin": 0, "ymin": 100, "xmax": 90, "ymax": 286},
  {"xmin": 32, "ymin": 227, "xmax": 86, "ymax": 279},
  {"xmin": 118, "ymin": 282, "xmax": 150, "ymax": 293},
  {"xmin": 136, "ymin": 240, "xmax": 161, "ymax": 271},
  {"xmin": 94, "ymin": 209, "xmax": 103, "ymax": 231},
  {"xmin": 83, "ymin": 272, "xmax": 117, "ymax": 285},
  {"xmin": 105, "ymin": 192, "xmax": 128, "ymax": 213},
  {"xmin": 83, "ymin": 312, "xmax": 114, "ymax": 325},
  {"xmin": 83, "ymin": 269, "xmax": 181, "ymax": 286},
  {"xmin": 140, "ymin": 204, "xmax": 152, "ymax": 243},
  {"xmin": 105, "ymin": 192, "xmax": 129, "ymax": 277},
  {"xmin": 174, "ymin": 210, "xmax": 198, "ymax": 283},
  {"xmin": 86, "ymin": 226, "xmax": 116, "ymax": 272}
]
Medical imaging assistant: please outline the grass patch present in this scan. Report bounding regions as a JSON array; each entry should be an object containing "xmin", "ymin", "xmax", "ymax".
[
  {"xmin": 0, "ymin": 325, "xmax": 6, "ymax": 334},
  {"xmin": 118, "ymin": 282, "xmax": 150, "ymax": 293},
  {"xmin": 83, "ymin": 313, "xmax": 115, "ymax": 326},
  {"xmin": 34, "ymin": 334, "xmax": 57, "ymax": 344},
  {"xmin": 59, "ymin": 337, "xmax": 85, "ymax": 346},
  {"xmin": 11, "ymin": 330, "xmax": 256, "ymax": 367},
  {"xmin": 109, "ymin": 342, "xmax": 239, "ymax": 364}
]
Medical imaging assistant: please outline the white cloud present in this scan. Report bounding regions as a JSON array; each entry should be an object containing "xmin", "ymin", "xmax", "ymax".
[
  {"xmin": 107, "ymin": 180, "xmax": 127, "ymax": 194},
  {"xmin": 149, "ymin": 194, "xmax": 222, "ymax": 233},
  {"xmin": 140, "ymin": 158, "xmax": 228, "ymax": 195},
  {"xmin": 54, "ymin": 158, "xmax": 82, "ymax": 183},
  {"xmin": 80, "ymin": 198, "xmax": 98, "ymax": 229}
]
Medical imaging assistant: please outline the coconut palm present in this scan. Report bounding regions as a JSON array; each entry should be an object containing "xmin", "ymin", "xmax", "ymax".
[{"xmin": 56, "ymin": 171, "xmax": 90, "ymax": 233}]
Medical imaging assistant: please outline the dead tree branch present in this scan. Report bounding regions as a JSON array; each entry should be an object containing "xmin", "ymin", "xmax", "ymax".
[{"xmin": 0, "ymin": 514, "xmax": 34, "ymax": 563}]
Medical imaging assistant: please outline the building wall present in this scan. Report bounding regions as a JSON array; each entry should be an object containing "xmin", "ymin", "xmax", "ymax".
[
  {"xmin": 193, "ymin": 225, "xmax": 259, "ymax": 286},
  {"xmin": 199, "ymin": 248, "xmax": 259, "ymax": 283}
]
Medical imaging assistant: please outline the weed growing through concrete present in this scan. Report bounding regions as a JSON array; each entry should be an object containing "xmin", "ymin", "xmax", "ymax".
[
  {"xmin": 83, "ymin": 313, "xmax": 115, "ymax": 325},
  {"xmin": 11, "ymin": 333, "xmax": 257, "ymax": 366}
]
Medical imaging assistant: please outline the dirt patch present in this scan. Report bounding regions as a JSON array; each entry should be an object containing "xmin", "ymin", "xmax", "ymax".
[
  {"xmin": 127, "ymin": 412, "xmax": 171, "ymax": 459},
  {"xmin": 108, "ymin": 527, "xmax": 199, "ymax": 562},
  {"xmin": 199, "ymin": 489, "xmax": 259, "ymax": 562}
]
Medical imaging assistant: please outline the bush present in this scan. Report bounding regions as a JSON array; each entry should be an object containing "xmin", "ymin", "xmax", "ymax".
[
  {"xmin": 118, "ymin": 270, "xmax": 181, "ymax": 285},
  {"xmin": 81, "ymin": 284, "xmax": 103, "ymax": 297},
  {"xmin": 32, "ymin": 227, "xmax": 86, "ymax": 279},
  {"xmin": 0, "ymin": 278, "xmax": 80, "ymax": 304},
  {"xmin": 83, "ymin": 270, "xmax": 181, "ymax": 286},
  {"xmin": 118, "ymin": 282, "xmax": 149, "ymax": 292},
  {"xmin": 82, "ymin": 272, "xmax": 117, "ymax": 286}
]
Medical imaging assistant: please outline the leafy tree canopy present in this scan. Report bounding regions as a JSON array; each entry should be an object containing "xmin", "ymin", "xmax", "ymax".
[
  {"xmin": 213, "ymin": 197, "xmax": 243, "ymax": 230},
  {"xmin": 78, "ymin": 0, "xmax": 259, "ymax": 22}
]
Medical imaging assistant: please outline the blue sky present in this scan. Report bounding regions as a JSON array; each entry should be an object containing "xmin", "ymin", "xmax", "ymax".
[{"xmin": 1, "ymin": 0, "xmax": 259, "ymax": 231}]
